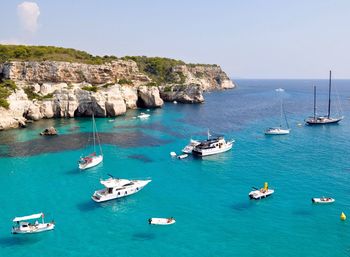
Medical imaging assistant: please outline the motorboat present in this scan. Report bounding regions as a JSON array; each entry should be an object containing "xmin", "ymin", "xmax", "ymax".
[
  {"xmin": 91, "ymin": 175, "xmax": 151, "ymax": 202},
  {"xmin": 312, "ymin": 197, "xmax": 335, "ymax": 203},
  {"xmin": 138, "ymin": 112, "xmax": 150, "ymax": 119},
  {"xmin": 170, "ymin": 152, "xmax": 177, "ymax": 157},
  {"xmin": 177, "ymin": 154, "xmax": 188, "ymax": 159},
  {"xmin": 79, "ymin": 113, "xmax": 103, "ymax": 170},
  {"xmin": 12, "ymin": 213, "xmax": 55, "ymax": 234},
  {"xmin": 249, "ymin": 183, "xmax": 274, "ymax": 200},
  {"xmin": 265, "ymin": 88, "xmax": 290, "ymax": 135},
  {"xmin": 79, "ymin": 153, "xmax": 103, "ymax": 170},
  {"xmin": 192, "ymin": 131, "xmax": 234, "ymax": 157},
  {"xmin": 148, "ymin": 217, "xmax": 176, "ymax": 225},
  {"xmin": 182, "ymin": 139, "xmax": 200, "ymax": 154},
  {"xmin": 265, "ymin": 127, "xmax": 290, "ymax": 135},
  {"xmin": 305, "ymin": 71, "xmax": 343, "ymax": 125}
]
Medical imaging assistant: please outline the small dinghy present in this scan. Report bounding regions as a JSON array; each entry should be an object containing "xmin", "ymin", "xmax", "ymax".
[
  {"xmin": 312, "ymin": 197, "xmax": 335, "ymax": 204},
  {"xmin": 249, "ymin": 182, "xmax": 274, "ymax": 200},
  {"xmin": 148, "ymin": 217, "xmax": 176, "ymax": 225},
  {"xmin": 138, "ymin": 112, "xmax": 150, "ymax": 119},
  {"xmin": 177, "ymin": 154, "xmax": 188, "ymax": 159}
]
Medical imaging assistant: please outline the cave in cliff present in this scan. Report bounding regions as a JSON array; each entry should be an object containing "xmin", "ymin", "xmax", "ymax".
[{"xmin": 136, "ymin": 96, "xmax": 147, "ymax": 108}]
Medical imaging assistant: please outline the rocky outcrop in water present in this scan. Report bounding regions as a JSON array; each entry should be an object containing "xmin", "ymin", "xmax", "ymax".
[
  {"xmin": 0, "ymin": 59, "xmax": 234, "ymax": 130},
  {"xmin": 40, "ymin": 127, "xmax": 57, "ymax": 136}
]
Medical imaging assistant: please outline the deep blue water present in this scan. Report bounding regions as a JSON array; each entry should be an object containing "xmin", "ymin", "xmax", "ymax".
[{"xmin": 1, "ymin": 79, "xmax": 350, "ymax": 256}]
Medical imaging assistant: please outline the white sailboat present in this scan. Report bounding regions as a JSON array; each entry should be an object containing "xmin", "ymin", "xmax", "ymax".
[
  {"xmin": 265, "ymin": 88, "xmax": 290, "ymax": 135},
  {"xmin": 79, "ymin": 113, "xmax": 103, "ymax": 170}
]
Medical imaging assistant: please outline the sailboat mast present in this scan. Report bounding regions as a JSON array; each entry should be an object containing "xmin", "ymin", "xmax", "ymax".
[
  {"xmin": 327, "ymin": 70, "xmax": 332, "ymax": 118},
  {"xmin": 92, "ymin": 113, "xmax": 96, "ymax": 153},
  {"xmin": 279, "ymin": 92, "xmax": 283, "ymax": 127},
  {"xmin": 313, "ymin": 86, "xmax": 316, "ymax": 120}
]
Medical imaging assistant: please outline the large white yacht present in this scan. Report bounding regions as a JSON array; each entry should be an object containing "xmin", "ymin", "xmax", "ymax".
[
  {"xmin": 91, "ymin": 176, "xmax": 151, "ymax": 202},
  {"xmin": 192, "ymin": 133, "xmax": 234, "ymax": 157}
]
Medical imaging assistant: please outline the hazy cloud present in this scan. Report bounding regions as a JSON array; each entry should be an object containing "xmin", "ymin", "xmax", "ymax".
[{"xmin": 17, "ymin": 2, "xmax": 40, "ymax": 33}]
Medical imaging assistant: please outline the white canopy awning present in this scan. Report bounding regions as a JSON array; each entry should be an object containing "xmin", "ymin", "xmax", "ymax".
[{"xmin": 13, "ymin": 213, "xmax": 43, "ymax": 222}]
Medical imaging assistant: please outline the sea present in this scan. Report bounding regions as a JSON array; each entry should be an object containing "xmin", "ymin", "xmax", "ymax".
[{"xmin": 0, "ymin": 79, "xmax": 350, "ymax": 257}]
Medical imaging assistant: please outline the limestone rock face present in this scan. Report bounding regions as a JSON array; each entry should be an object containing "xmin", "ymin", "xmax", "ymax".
[
  {"xmin": 0, "ymin": 111, "xmax": 26, "ymax": 130},
  {"xmin": 137, "ymin": 86, "xmax": 164, "ymax": 108},
  {"xmin": 104, "ymin": 85, "xmax": 127, "ymax": 116},
  {"xmin": 2, "ymin": 60, "xmax": 150, "ymax": 86},
  {"xmin": 0, "ymin": 60, "xmax": 234, "ymax": 130},
  {"xmin": 120, "ymin": 86, "xmax": 138, "ymax": 109},
  {"xmin": 159, "ymin": 84, "xmax": 204, "ymax": 103},
  {"xmin": 171, "ymin": 65, "xmax": 235, "ymax": 91}
]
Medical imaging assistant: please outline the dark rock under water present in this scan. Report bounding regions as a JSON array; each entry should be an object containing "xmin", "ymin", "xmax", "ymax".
[
  {"xmin": 127, "ymin": 154, "xmax": 153, "ymax": 163},
  {"xmin": 0, "ymin": 131, "xmax": 171, "ymax": 157}
]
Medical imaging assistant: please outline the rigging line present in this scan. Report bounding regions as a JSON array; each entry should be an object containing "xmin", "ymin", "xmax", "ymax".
[
  {"xmin": 333, "ymin": 80, "xmax": 343, "ymax": 116},
  {"xmin": 282, "ymin": 101, "xmax": 290, "ymax": 129}
]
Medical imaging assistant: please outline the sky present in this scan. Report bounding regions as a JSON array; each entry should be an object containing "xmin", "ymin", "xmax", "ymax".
[{"xmin": 1, "ymin": 0, "xmax": 350, "ymax": 79}]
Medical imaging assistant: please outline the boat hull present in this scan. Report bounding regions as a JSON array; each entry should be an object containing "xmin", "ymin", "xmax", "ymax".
[
  {"xmin": 79, "ymin": 155, "xmax": 103, "ymax": 170},
  {"xmin": 312, "ymin": 198, "xmax": 335, "ymax": 203},
  {"xmin": 265, "ymin": 128, "xmax": 290, "ymax": 135},
  {"xmin": 91, "ymin": 180, "xmax": 151, "ymax": 203},
  {"xmin": 12, "ymin": 223, "xmax": 55, "ymax": 234},
  {"xmin": 249, "ymin": 189, "xmax": 274, "ymax": 200},
  {"xmin": 306, "ymin": 117, "xmax": 343, "ymax": 125},
  {"xmin": 193, "ymin": 143, "xmax": 232, "ymax": 157},
  {"xmin": 148, "ymin": 218, "xmax": 176, "ymax": 225}
]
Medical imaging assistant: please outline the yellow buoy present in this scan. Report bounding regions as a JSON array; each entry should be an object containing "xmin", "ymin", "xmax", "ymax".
[
  {"xmin": 264, "ymin": 182, "xmax": 268, "ymax": 190},
  {"xmin": 340, "ymin": 212, "xmax": 346, "ymax": 221}
]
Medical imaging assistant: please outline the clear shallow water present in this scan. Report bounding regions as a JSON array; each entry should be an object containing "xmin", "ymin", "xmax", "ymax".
[{"xmin": 1, "ymin": 79, "xmax": 350, "ymax": 256}]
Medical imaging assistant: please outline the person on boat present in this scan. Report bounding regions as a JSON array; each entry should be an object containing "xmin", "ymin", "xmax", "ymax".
[{"xmin": 260, "ymin": 188, "xmax": 266, "ymax": 193}]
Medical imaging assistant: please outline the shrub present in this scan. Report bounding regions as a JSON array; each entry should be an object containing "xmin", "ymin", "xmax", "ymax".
[
  {"xmin": 144, "ymin": 82, "xmax": 158, "ymax": 87},
  {"xmin": 0, "ymin": 79, "xmax": 17, "ymax": 109},
  {"xmin": 163, "ymin": 86, "xmax": 172, "ymax": 92},
  {"xmin": 24, "ymin": 87, "xmax": 54, "ymax": 100},
  {"xmin": 0, "ymin": 98, "xmax": 9, "ymax": 109},
  {"xmin": 0, "ymin": 44, "xmax": 119, "ymax": 64},
  {"xmin": 102, "ymin": 82, "xmax": 114, "ymax": 88},
  {"xmin": 82, "ymin": 85, "xmax": 98, "ymax": 92},
  {"xmin": 122, "ymin": 56, "xmax": 185, "ymax": 84},
  {"xmin": 118, "ymin": 78, "xmax": 133, "ymax": 85}
]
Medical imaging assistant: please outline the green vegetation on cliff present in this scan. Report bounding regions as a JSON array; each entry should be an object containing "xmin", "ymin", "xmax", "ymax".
[
  {"xmin": 23, "ymin": 87, "xmax": 53, "ymax": 100},
  {"xmin": 0, "ymin": 80, "xmax": 17, "ymax": 109},
  {"xmin": 0, "ymin": 45, "xmax": 217, "ymax": 86},
  {"xmin": 0, "ymin": 45, "xmax": 118, "ymax": 64},
  {"xmin": 122, "ymin": 56, "xmax": 186, "ymax": 85}
]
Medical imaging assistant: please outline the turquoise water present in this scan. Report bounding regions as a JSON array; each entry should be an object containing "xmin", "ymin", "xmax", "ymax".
[{"xmin": 1, "ymin": 79, "xmax": 350, "ymax": 256}]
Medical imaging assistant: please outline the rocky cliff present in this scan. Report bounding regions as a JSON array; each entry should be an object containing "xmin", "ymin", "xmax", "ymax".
[{"xmin": 0, "ymin": 59, "xmax": 234, "ymax": 130}]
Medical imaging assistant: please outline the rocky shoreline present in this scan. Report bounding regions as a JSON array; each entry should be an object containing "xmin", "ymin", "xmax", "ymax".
[{"xmin": 0, "ymin": 60, "xmax": 235, "ymax": 130}]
